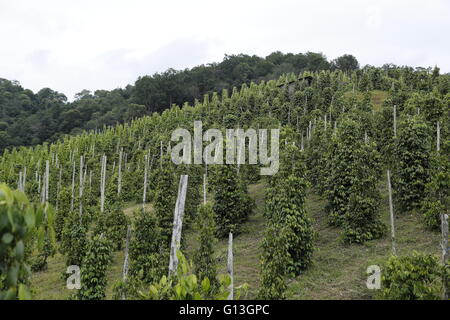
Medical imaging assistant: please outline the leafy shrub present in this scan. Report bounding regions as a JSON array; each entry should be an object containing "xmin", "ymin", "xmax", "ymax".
[
  {"xmin": 76, "ymin": 234, "xmax": 112, "ymax": 300},
  {"xmin": 393, "ymin": 116, "xmax": 431, "ymax": 213},
  {"xmin": 209, "ymin": 165, "xmax": 253, "ymax": 238},
  {"xmin": 258, "ymin": 224, "xmax": 289, "ymax": 300},
  {"xmin": 342, "ymin": 142, "xmax": 386, "ymax": 243},
  {"xmin": 129, "ymin": 209, "xmax": 165, "ymax": 284},
  {"xmin": 421, "ymin": 154, "xmax": 450, "ymax": 230},
  {"xmin": 60, "ymin": 210, "xmax": 87, "ymax": 275},
  {"xmin": 379, "ymin": 252, "xmax": 443, "ymax": 300},
  {"xmin": 193, "ymin": 203, "xmax": 218, "ymax": 288},
  {"xmin": 153, "ymin": 165, "xmax": 177, "ymax": 246},
  {"xmin": 139, "ymin": 251, "xmax": 247, "ymax": 300},
  {"xmin": 0, "ymin": 184, "xmax": 53, "ymax": 300},
  {"xmin": 94, "ymin": 204, "xmax": 128, "ymax": 251}
]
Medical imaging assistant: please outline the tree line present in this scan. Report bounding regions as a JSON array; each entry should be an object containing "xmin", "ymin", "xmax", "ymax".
[{"xmin": 1, "ymin": 52, "xmax": 361, "ymax": 152}]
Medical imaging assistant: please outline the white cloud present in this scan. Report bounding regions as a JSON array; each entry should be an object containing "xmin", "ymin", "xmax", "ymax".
[{"xmin": 0, "ymin": 0, "xmax": 449, "ymax": 100}]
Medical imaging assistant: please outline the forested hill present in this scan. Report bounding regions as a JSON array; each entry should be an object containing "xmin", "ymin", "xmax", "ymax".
[
  {"xmin": 0, "ymin": 64, "xmax": 449, "ymax": 300},
  {"xmin": 1, "ymin": 51, "xmax": 379, "ymax": 152}
]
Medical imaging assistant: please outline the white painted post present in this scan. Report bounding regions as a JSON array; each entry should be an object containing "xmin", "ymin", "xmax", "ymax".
[
  {"xmin": 387, "ymin": 170, "xmax": 397, "ymax": 256},
  {"xmin": 227, "ymin": 232, "xmax": 234, "ymax": 300},
  {"xmin": 308, "ymin": 121, "xmax": 312, "ymax": 140},
  {"xmin": 18, "ymin": 171, "xmax": 22, "ymax": 192},
  {"xmin": 168, "ymin": 175, "xmax": 189, "ymax": 276},
  {"xmin": 45, "ymin": 160, "xmax": 49, "ymax": 202}
]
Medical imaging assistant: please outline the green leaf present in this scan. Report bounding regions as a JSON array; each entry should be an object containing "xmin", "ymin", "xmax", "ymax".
[
  {"xmin": 6, "ymin": 264, "xmax": 19, "ymax": 286},
  {"xmin": 201, "ymin": 278, "xmax": 210, "ymax": 292},
  {"xmin": 15, "ymin": 240, "xmax": 24, "ymax": 260},
  {"xmin": 24, "ymin": 207, "xmax": 35, "ymax": 229},
  {"xmin": 2, "ymin": 233, "xmax": 13, "ymax": 244},
  {"xmin": 18, "ymin": 284, "xmax": 31, "ymax": 300}
]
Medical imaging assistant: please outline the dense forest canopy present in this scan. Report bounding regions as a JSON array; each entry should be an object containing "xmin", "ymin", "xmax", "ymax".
[{"xmin": 0, "ymin": 51, "xmax": 446, "ymax": 153}]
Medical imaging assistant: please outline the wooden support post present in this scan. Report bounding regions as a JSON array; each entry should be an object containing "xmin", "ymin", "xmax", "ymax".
[
  {"xmin": 168, "ymin": 175, "xmax": 189, "ymax": 276},
  {"xmin": 227, "ymin": 232, "xmax": 234, "ymax": 300},
  {"xmin": 387, "ymin": 170, "xmax": 397, "ymax": 256}
]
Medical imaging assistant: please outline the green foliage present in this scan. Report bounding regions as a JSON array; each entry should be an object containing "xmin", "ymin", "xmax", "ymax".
[
  {"xmin": 193, "ymin": 203, "xmax": 218, "ymax": 288},
  {"xmin": 305, "ymin": 120, "xmax": 330, "ymax": 195},
  {"xmin": 153, "ymin": 165, "xmax": 177, "ymax": 246},
  {"xmin": 94, "ymin": 204, "xmax": 129, "ymax": 251},
  {"xmin": 30, "ymin": 235, "xmax": 55, "ymax": 272},
  {"xmin": 54, "ymin": 187, "xmax": 71, "ymax": 241},
  {"xmin": 421, "ymin": 153, "xmax": 450, "ymax": 230},
  {"xmin": 259, "ymin": 144, "xmax": 314, "ymax": 298},
  {"xmin": 258, "ymin": 224, "xmax": 289, "ymax": 300},
  {"xmin": 139, "ymin": 251, "xmax": 246, "ymax": 300},
  {"xmin": 76, "ymin": 234, "xmax": 112, "ymax": 300},
  {"xmin": 393, "ymin": 116, "xmax": 431, "ymax": 213},
  {"xmin": 379, "ymin": 252, "xmax": 444, "ymax": 300},
  {"xmin": 129, "ymin": 209, "xmax": 165, "ymax": 284},
  {"xmin": 266, "ymin": 174, "xmax": 314, "ymax": 274},
  {"xmin": 325, "ymin": 119, "xmax": 363, "ymax": 226},
  {"xmin": 342, "ymin": 142, "xmax": 386, "ymax": 243},
  {"xmin": 209, "ymin": 165, "xmax": 253, "ymax": 238},
  {"xmin": 0, "ymin": 51, "xmax": 341, "ymax": 152},
  {"xmin": 60, "ymin": 211, "xmax": 87, "ymax": 272},
  {"xmin": 0, "ymin": 184, "xmax": 52, "ymax": 300}
]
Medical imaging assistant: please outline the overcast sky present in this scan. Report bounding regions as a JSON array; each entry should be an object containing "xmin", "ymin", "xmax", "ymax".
[{"xmin": 1, "ymin": 0, "xmax": 449, "ymax": 100}]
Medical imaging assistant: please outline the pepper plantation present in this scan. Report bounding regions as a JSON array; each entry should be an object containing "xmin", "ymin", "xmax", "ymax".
[{"xmin": 0, "ymin": 67, "xmax": 449, "ymax": 300}]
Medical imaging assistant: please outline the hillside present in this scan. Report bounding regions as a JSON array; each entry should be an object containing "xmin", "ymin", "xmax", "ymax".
[
  {"xmin": 30, "ymin": 179, "xmax": 442, "ymax": 300},
  {"xmin": 1, "ymin": 66, "xmax": 449, "ymax": 301},
  {"xmin": 0, "ymin": 52, "xmax": 356, "ymax": 152}
]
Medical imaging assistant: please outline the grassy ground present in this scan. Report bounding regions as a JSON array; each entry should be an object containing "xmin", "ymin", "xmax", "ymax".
[
  {"xmin": 289, "ymin": 179, "xmax": 441, "ymax": 300},
  {"xmin": 30, "ymin": 174, "xmax": 441, "ymax": 300},
  {"xmin": 342, "ymin": 90, "xmax": 388, "ymax": 113}
]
